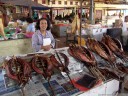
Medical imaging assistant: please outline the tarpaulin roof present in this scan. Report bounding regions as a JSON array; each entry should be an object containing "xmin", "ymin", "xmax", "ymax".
[{"xmin": 0, "ymin": 0, "xmax": 50, "ymax": 10}]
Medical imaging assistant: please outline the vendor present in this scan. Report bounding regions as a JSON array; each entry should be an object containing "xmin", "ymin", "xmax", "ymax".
[
  {"xmin": 0, "ymin": 27, "xmax": 7, "ymax": 40},
  {"xmin": 26, "ymin": 17, "xmax": 35, "ymax": 33},
  {"xmin": 32, "ymin": 18, "xmax": 55, "ymax": 52}
]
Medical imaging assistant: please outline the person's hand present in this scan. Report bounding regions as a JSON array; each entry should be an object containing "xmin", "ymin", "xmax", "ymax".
[
  {"xmin": 41, "ymin": 45, "xmax": 51, "ymax": 51},
  {"xmin": 3, "ymin": 36, "xmax": 8, "ymax": 40}
]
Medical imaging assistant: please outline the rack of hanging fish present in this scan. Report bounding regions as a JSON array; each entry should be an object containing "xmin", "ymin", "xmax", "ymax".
[{"xmin": 68, "ymin": 34, "xmax": 128, "ymax": 82}]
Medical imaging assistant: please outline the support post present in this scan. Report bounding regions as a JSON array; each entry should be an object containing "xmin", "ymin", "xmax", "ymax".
[
  {"xmin": 89, "ymin": 0, "xmax": 94, "ymax": 24},
  {"xmin": 28, "ymin": 0, "xmax": 32, "ymax": 18},
  {"xmin": 80, "ymin": 0, "xmax": 83, "ymax": 46}
]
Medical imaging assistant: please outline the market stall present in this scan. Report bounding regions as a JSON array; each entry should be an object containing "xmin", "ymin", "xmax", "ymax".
[
  {"xmin": 0, "ymin": 33, "xmax": 128, "ymax": 95},
  {"xmin": 0, "ymin": 1, "xmax": 128, "ymax": 96}
]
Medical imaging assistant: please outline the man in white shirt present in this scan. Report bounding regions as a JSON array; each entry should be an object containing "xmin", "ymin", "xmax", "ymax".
[{"xmin": 26, "ymin": 18, "xmax": 35, "ymax": 33}]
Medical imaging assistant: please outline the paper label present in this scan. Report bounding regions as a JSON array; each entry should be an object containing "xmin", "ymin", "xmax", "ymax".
[{"xmin": 43, "ymin": 38, "xmax": 51, "ymax": 46}]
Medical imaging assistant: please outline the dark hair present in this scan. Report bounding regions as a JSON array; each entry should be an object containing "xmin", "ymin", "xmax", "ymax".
[
  {"xmin": 35, "ymin": 18, "xmax": 51, "ymax": 30},
  {"xmin": 26, "ymin": 17, "xmax": 33, "ymax": 23}
]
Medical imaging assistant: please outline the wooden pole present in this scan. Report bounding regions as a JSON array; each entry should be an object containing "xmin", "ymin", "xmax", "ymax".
[
  {"xmin": 28, "ymin": 0, "xmax": 32, "ymax": 18},
  {"xmin": 80, "ymin": 0, "xmax": 83, "ymax": 46},
  {"xmin": 89, "ymin": 0, "xmax": 94, "ymax": 24}
]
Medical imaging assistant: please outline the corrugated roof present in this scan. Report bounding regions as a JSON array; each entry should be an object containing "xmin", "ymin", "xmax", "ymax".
[{"xmin": 0, "ymin": 0, "xmax": 50, "ymax": 10}]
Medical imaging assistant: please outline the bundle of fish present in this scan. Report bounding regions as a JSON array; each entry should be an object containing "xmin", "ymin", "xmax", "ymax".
[
  {"xmin": 86, "ymin": 38, "xmax": 116, "ymax": 67},
  {"xmin": 30, "ymin": 53, "xmax": 73, "ymax": 96},
  {"xmin": 86, "ymin": 37, "xmax": 126, "ymax": 80},
  {"xmin": 30, "ymin": 52, "xmax": 70, "ymax": 80},
  {"xmin": 102, "ymin": 34, "xmax": 128, "ymax": 73},
  {"xmin": 98, "ymin": 67, "xmax": 122, "ymax": 81},
  {"xmin": 31, "ymin": 55, "xmax": 54, "ymax": 80},
  {"xmin": 4, "ymin": 56, "xmax": 31, "ymax": 87},
  {"xmin": 102, "ymin": 34, "xmax": 128, "ymax": 62},
  {"xmin": 68, "ymin": 44, "xmax": 105, "ymax": 81}
]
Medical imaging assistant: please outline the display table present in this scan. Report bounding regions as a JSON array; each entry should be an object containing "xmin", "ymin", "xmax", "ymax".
[
  {"xmin": 0, "ymin": 47, "xmax": 121, "ymax": 96},
  {"xmin": 0, "ymin": 68, "xmax": 119, "ymax": 96},
  {"xmin": 0, "ymin": 38, "xmax": 34, "ymax": 56}
]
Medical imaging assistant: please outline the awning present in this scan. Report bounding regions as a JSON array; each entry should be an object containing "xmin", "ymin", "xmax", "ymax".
[
  {"xmin": 0, "ymin": 0, "xmax": 50, "ymax": 10},
  {"xmin": 31, "ymin": 6, "xmax": 50, "ymax": 10}
]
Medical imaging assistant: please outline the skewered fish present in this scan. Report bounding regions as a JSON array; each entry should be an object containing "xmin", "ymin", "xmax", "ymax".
[{"xmin": 4, "ymin": 56, "xmax": 31, "ymax": 87}]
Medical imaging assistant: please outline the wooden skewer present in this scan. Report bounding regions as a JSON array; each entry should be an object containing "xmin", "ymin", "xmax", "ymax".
[
  {"xmin": 21, "ymin": 87, "xmax": 25, "ymax": 96},
  {"xmin": 47, "ymin": 80, "xmax": 55, "ymax": 96},
  {"xmin": 55, "ymin": 50, "xmax": 75, "ymax": 88}
]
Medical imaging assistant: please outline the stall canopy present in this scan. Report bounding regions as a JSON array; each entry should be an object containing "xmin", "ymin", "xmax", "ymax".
[{"xmin": 0, "ymin": 0, "xmax": 50, "ymax": 10}]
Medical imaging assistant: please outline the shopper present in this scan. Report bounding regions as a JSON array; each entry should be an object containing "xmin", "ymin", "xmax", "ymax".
[
  {"xmin": 26, "ymin": 17, "xmax": 35, "ymax": 33},
  {"xmin": 32, "ymin": 18, "xmax": 55, "ymax": 52}
]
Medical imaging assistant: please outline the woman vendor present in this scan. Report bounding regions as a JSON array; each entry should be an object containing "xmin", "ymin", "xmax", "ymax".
[{"xmin": 32, "ymin": 18, "xmax": 55, "ymax": 52}]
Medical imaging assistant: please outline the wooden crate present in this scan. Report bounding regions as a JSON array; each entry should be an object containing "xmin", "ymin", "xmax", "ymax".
[{"xmin": 124, "ymin": 80, "xmax": 128, "ymax": 90}]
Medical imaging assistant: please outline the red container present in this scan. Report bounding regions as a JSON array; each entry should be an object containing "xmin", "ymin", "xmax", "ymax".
[{"xmin": 25, "ymin": 32, "xmax": 34, "ymax": 38}]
